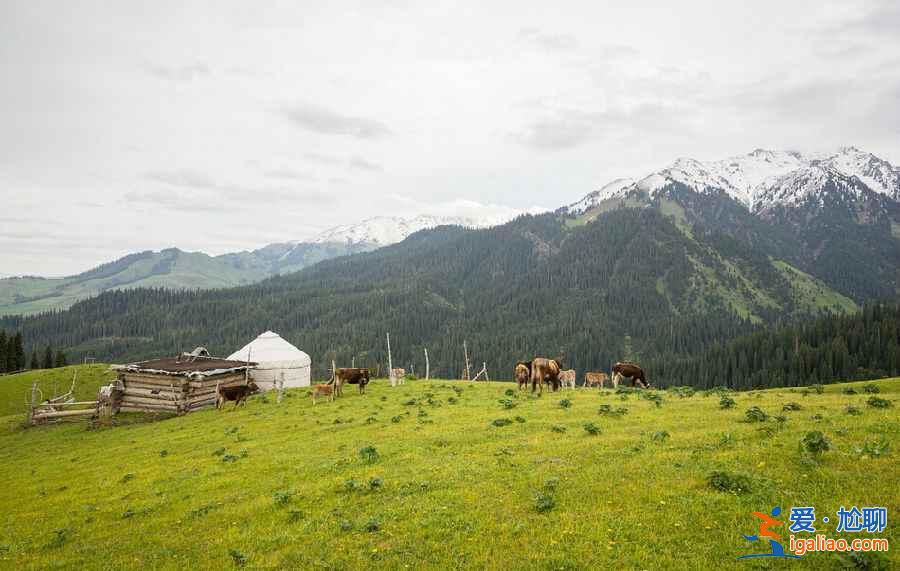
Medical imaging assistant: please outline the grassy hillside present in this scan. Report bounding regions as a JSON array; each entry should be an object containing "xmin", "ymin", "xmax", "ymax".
[
  {"xmin": 0, "ymin": 367, "xmax": 896, "ymax": 569},
  {"xmin": 0, "ymin": 243, "xmax": 370, "ymax": 317},
  {"xmin": 0, "ymin": 365, "xmax": 114, "ymax": 417}
]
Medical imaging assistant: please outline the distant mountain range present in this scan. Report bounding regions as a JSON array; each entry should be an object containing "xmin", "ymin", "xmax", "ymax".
[
  {"xmin": 5, "ymin": 146, "xmax": 899, "ymax": 378},
  {"xmin": 0, "ymin": 213, "xmax": 533, "ymax": 316},
  {"xmin": 3, "ymin": 146, "xmax": 897, "ymax": 320}
]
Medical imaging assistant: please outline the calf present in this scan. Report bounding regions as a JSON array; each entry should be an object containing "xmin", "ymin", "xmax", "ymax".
[
  {"xmin": 559, "ymin": 369, "xmax": 576, "ymax": 389},
  {"xmin": 391, "ymin": 368, "xmax": 406, "ymax": 385},
  {"xmin": 311, "ymin": 383, "xmax": 334, "ymax": 405},
  {"xmin": 514, "ymin": 361, "xmax": 531, "ymax": 391},
  {"xmin": 216, "ymin": 381, "xmax": 259, "ymax": 410},
  {"xmin": 584, "ymin": 372, "xmax": 609, "ymax": 389}
]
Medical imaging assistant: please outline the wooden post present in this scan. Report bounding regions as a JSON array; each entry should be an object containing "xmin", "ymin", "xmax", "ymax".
[
  {"xmin": 424, "ymin": 347, "xmax": 430, "ymax": 380},
  {"xmin": 463, "ymin": 340, "xmax": 471, "ymax": 381},
  {"xmin": 386, "ymin": 332, "xmax": 395, "ymax": 387}
]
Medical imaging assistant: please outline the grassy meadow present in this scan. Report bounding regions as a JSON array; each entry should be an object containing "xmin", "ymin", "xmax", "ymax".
[{"xmin": 0, "ymin": 366, "xmax": 897, "ymax": 569}]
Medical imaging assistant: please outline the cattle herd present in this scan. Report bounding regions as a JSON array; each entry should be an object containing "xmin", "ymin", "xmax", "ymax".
[
  {"xmin": 220, "ymin": 360, "xmax": 647, "ymax": 409},
  {"xmin": 515, "ymin": 359, "xmax": 648, "ymax": 393}
]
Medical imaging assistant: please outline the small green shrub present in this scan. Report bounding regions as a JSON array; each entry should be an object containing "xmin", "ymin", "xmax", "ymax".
[
  {"xmin": 498, "ymin": 398, "xmax": 517, "ymax": 409},
  {"xmin": 159, "ymin": 450, "xmax": 168, "ymax": 457},
  {"xmin": 558, "ymin": 399, "xmax": 572, "ymax": 409},
  {"xmin": 719, "ymin": 396, "xmax": 736, "ymax": 409},
  {"xmin": 364, "ymin": 518, "xmax": 381, "ymax": 532},
  {"xmin": 359, "ymin": 446, "xmax": 380, "ymax": 463},
  {"xmin": 842, "ymin": 387, "xmax": 858, "ymax": 395},
  {"xmin": 504, "ymin": 388, "xmax": 515, "ymax": 396},
  {"xmin": 272, "ymin": 490, "xmax": 293, "ymax": 506},
  {"xmin": 121, "ymin": 473, "xmax": 135, "ymax": 483},
  {"xmin": 863, "ymin": 383, "xmax": 880, "ymax": 394},
  {"xmin": 853, "ymin": 438, "xmax": 890, "ymax": 458},
  {"xmin": 598, "ymin": 404, "xmax": 628, "ymax": 417},
  {"xmin": 550, "ymin": 424, "xmax": 567, "ymax": 433},
  {"xmin": 229, "ymin": 549, "xmax": 248, "ymax": 567},
  {"xmin": 492, "ymin": 418, "xmax": 513, "ymax": 427},
  {"xmin": 744, "ymin": 407, "xmax": 769, "ymax": 423},
  {"xmin": 582, "ymin": 422, "xmax": 601, "ymax": 436},
  {"xmin": 651, "ymin": 430, "xmax": 670, "ymax": 443},
  {"xmin": 801, "ymin": 431, "xmax": 831, "ymax": 455},
  {"xmin": 533, "ymin": 490, "xmax": 556, "ymax": 513},
  {"xmin": 369, "ymin": 477, "xmax": 384, "ymax": 490},
  {"xmin": 344, "ymin": 479, "xmax": 361, "ymax": 492},
  {"xmin": 707, "ymin": 470, "xmax": 753, "ymax": 494},
  {"xmin": 782, "ymin": 402, "xmax": 802, "ymax": 411},
  {"xmin": 514, "ymin": 416, "xmax": 526, "ymax": 423},
  {"xmin": 867, "ymin": 396, "xmax": 892, "ymax": 409}
]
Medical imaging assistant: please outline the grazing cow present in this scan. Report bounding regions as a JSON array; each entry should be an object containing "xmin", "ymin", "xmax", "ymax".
[
  {"xmin": 333, "ymin": 367, "xmax": 371, "ymax": 396},
  {"xmin": 311, "ymin": 383, "xmax": 334, "ymax": 405},
  {"xmin": 514, "ymin": 361, "xmax": 531, "ymax": 391},
  {"xmin": 559, "ymin": 369, "xmax": 576, "ymax": 389},
  {"xmin": 612, "ymin": 361, "xmax": 648, "ymax": 388},
  {"xmin": 391, "ymin": 368, "xmax": 406, "ymax": 385},
  {"xmin": 217, "ymin": 381, "xmax": 259, "ymax": 410},
  {"xmin": 584, "ymin": 371, "xmax": 610, "ymax": 389},
  {"xmin": 530, "ymin": 358, "xmax": 563, "ymax": 395}
]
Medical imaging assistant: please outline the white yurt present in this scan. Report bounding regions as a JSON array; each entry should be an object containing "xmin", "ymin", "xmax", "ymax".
[{"xmin": 227, "ymin": 331, "xmax": 311, "ymax": 390}]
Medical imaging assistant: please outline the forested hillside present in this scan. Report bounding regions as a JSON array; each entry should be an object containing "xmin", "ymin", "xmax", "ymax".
[
  {"xmin": 650, "ymin": 302, "xmax": 900, "ymax": 389},
  {"xmin": 1, "ymin": 205, "xmax": 865, "ymax": 382}
]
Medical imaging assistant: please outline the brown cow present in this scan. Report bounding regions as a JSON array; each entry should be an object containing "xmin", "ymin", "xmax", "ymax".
[
  {"xmin": 514, "ymin": 361, "xmax": 531, "ymax": 391},
  {"xmin": 584, "ymin": 371, "xmax": 610, "ymax": 389},
  {"xmin": 332, "ymin": 367, "xmax": 371, "ymax": 396},
  {"xmin": 311, "ymin": 383, "xmax": 334, "ymax": 405},
  {"xmin": 558, "ymin": 369, "xmax": 576, "ymax": 389},
  {"xmin": 612, "ymin": 361, "xmax": 648, "ymax": 388},
  {"xmin": 217, "ymin": 381, "xmax": 259, "ymax": 410},
  {"xmin": 530, "ymin": 358, "xmax": 562, "ymax": 395}
]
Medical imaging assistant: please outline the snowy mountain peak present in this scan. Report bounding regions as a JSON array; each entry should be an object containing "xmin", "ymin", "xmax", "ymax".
[
  {"xmin": 311, "ymin": 214, "xmax": 482, "ymax": 246},
  {"xmin": 567, "ymin": 146, "xmax": 899, "ymax": 215}
]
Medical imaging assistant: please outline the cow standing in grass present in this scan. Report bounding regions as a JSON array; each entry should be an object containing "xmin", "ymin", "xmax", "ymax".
[
  {"xmin": 559, "ymin": 369, "xmax": 576, "ymax": 389},
  {"xmin": 311, "ymin": 383, "xmax": 334, "ymax": 405},
  {"xmin": 217, "ymin": 381, "xmax": 259, "ymax": 410},
  {"xmin": 584, "ymin": 371, "xmax": 611, "ymax": 389},
  {"xmin": 514, "ymin": 361, "xmax": 531, "ymax": 391},
  {"xmin": 332, "ymin": 368, "xmax": 371, "ymax": 396},
  {"xmin": 612, "ymin": 362, "xmax": 648, "ymax": 388},
  {"xmin": 530, "ymin": 358, "xmax": 562, "ymax": 395}
]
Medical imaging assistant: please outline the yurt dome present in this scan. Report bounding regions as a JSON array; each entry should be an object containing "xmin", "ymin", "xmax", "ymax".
[{"xmin": 227, "ymin": 331, "xmax": 311, "ymax": 389}]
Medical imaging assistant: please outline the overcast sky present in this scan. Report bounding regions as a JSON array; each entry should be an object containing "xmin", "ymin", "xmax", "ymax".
[{"xmin": 2, "ymin": 0, "xmax": 899, "ymax": 276}]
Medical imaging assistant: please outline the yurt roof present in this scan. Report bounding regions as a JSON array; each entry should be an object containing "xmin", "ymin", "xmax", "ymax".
[{"xmin": 227, "ymin": 331, "xmax": 311, "ymax": 369}]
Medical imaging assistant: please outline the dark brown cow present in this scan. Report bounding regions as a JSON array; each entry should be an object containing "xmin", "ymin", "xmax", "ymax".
[
  {"xmin": 530, "ymin": 358, "xmax": 562, "ymax": 395},
  {"xmin": 612, "ymin": 362, "xmax": 648, "ymax": 388},
  {"xmin": 332, "ymin": 368, "xmax": 371, "ymax": 396},
  {"xmin": 514, "ymin": 361, "xmax": 531, "ymax": 391},
  {"xmin": 217, "ymin": 381, "xmax": 259, "ymax": 409}
]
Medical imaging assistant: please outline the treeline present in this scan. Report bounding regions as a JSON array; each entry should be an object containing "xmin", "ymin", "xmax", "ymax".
[
  {"xmin": 0, "ymin": 330, "xmax": 68, "ymax": 374},
  {"xmin": 650, "ymin": 302, "xmax": 900, "ymax": 389}
]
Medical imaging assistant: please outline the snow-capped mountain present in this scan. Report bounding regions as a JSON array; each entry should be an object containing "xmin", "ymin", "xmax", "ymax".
[
  {"xmin": 566, "ymin": 146, "xmax": 900, "ymax": 215},
  {"xmin": 311, "ymin": 215, "xmax": 485, "ymax": 246}
]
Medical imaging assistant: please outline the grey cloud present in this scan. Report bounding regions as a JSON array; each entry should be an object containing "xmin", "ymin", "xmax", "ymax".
[
  {"xmin": 281, "ymin": 103, "xmax": 391, "ymax": 139},
  {"xmin": 843, "ymin": 0, "xmax": 900, "ymax": 38},
  {"xmin": 348, "ymin": 156, "xmax": 383, "ymax": 172},
  {"xmin": 139, "ymin": 169, "xmax": 333, "ymax": 207},
  {"xmin": 263, "ymin": 168, "xmax": 317, "ymax": 181},
  {"xmin": 518, "ymin": 27, "xmax": 579, "ymax": 52},
  {"xmin": 143, "ymin": 62, "xmax": 211, "ymax": 81}
]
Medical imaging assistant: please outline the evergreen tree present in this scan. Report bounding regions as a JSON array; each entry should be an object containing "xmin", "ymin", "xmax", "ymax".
[
  {"xmin": 54, "ymin": 351, "xmax": 67, "ymax": 368},
  {"xmin": 13, "ymin": 332, "xmax": 25, "ymax": 371},
  {"xmin": 42, "ymin": 345, "xmax": 54, "ymax": 369},
  {"xmin": 0, "ymin": 330, "xmax": 6, "ymax": 373},
  {"xmin": 29, "ymin": 350, "xmax": 40, "ymax": 370}
]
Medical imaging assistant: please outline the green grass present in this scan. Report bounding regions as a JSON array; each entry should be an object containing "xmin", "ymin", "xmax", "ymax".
[
  {"xmin": 0, "ymin": 365, "xmax": 114, "ymax": 418},
  {"xmin": 0, "ymin": 368, "xmax": 897, "ymax": 569},
  {"xmin": 773, "ymin": 260, "xmax": 858, "ymax": 315}
]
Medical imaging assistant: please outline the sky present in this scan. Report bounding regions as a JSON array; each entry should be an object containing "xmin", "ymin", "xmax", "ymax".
[{"xmin": 1, "ymin": 0, "xmax": 899, "ymax": 276}]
